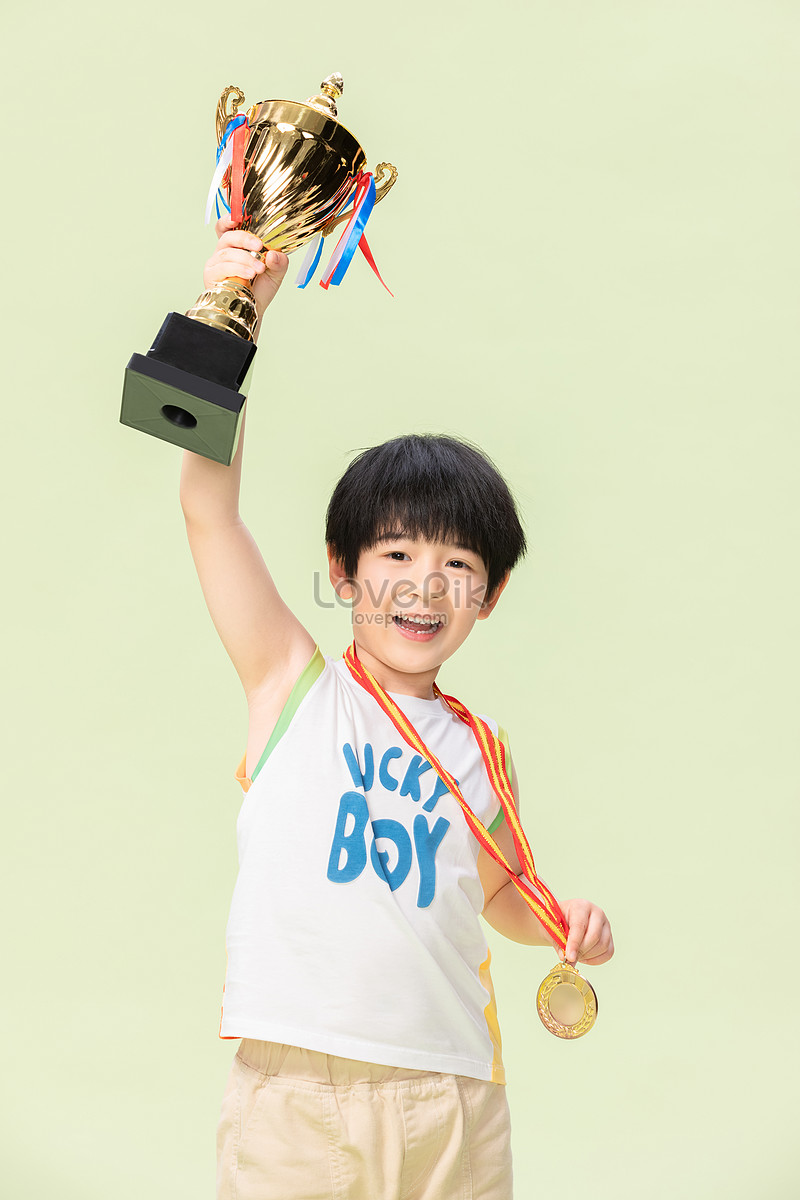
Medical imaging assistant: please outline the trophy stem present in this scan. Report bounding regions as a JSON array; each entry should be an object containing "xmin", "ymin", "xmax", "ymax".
[{"xmin": 186, "ymin": 278, "xmax": 259, "ymax": 341}]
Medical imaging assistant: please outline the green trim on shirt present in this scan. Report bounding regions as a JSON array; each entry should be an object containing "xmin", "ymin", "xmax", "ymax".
[
  {"xmin": 486, "ymin": 725, "xmax": 512, "ymax": 834},
  {"xmin": 250, "ymin": 658, "xmax": 514, "ymax": 836},
  {"xmin": 251, "ymin": 646, "xmax": 326, "ymax": 783},
  {"xmin": 487, "ymin": 810, "xmax": 505, "ymax": 834}
]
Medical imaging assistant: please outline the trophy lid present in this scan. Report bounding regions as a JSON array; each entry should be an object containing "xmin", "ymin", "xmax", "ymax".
[
  {"xmin": 217, "ymin": 73, "xmax": 361, "ymax": 151},
  {"xmin": 246, "ymin": 72, "xmax": 366, "ymax": 171},
  {"xmin": 304, "ymin": 73, "xmax": 344, "ymax": 119}
]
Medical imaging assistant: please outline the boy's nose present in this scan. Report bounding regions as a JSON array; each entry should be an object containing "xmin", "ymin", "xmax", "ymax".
[
  {"xmin": 393, "ymin": 570, "xmax": 448, "ymax": 608},
  {"xmin": 419, "ymin": 571, "xmax": 448, "ymax": 604}
]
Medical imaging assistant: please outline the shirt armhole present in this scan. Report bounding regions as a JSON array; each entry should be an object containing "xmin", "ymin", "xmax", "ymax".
[
  {"xmin": 233, "ymin": 645, "xmax": 326, "ymax": 792},
  {"xmin": 234, "ymin": 753, "xmax": 252, "ymax": 793},
  {"xmin": 486, "ymin": 724, "xmax": 512, "ymax": 834}
]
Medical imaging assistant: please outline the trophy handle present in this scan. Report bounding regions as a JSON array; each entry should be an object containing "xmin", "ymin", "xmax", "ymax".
[
  {"xmin": 320, "ymin": 162, "xmax": 398, "ymax": 237},
  {"xmin": 372, "ymin": 162, "xmax": 399, "ymax": 204},
  {"xmin": 213, "ymin": 83, "xmax": 261, "ymax": 289},
  {"xmin": 216, "ymin": 84, "xmax": 246, "ymax": 145}
]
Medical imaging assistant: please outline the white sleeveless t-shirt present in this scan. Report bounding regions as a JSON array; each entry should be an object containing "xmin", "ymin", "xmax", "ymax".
[{"xmin": 221, "ymin": 646, "xmax": 510, "ymax": 1084}]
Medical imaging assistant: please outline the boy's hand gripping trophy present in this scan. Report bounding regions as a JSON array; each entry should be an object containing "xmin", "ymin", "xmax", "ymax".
[{"xmin": 120, "ymin": 74, "xmax": 397, "ymax": 464}]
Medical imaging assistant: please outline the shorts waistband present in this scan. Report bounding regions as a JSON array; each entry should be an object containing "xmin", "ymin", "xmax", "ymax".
[{"xmin": 236, "ymin": 1039, "xmax": 445, "ymax": 1087}]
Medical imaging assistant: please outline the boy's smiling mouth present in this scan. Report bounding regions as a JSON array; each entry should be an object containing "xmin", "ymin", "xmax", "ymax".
[{"xmin": 392, "ymin": 613, "xmax": 445, "ymax": 640}]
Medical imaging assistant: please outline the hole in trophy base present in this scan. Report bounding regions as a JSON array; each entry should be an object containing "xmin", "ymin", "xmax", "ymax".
[{"xmin": 162, "ymin": 404, "xmax": 198, "ymax": 429}]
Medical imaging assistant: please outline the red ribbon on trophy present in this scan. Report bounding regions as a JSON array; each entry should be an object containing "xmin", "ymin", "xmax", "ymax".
[
  {"xmin": 228, "ymin": 118, "xmax": 249, "ymax": 226},
  {"xmin": 295, "ymin": 171, "xmax": 392, "ymax": 295}
]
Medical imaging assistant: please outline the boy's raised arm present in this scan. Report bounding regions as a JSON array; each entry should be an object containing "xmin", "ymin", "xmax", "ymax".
[{"xmin": 179, "ymin": 219, "xmax": 315, "ymax": 701}]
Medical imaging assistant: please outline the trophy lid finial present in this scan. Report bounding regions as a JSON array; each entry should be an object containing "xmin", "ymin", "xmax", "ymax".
[{"xmin": 305, "ymin": 73, "xmax": 344, "ymax": 118}]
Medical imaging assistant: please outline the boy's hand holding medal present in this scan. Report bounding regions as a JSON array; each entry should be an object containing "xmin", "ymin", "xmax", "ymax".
[
  {"xmin": 559, "ymin": 896, "xmax": 615, "ymax": 968},
  {"xmin": 531, "ymin": 896, "xmax": 614, "ymax": 1040}
]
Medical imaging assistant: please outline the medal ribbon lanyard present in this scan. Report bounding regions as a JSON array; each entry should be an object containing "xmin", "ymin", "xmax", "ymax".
[{"xmin": 343, "ymin": 642, "xmax": 569, "ymax": 952}]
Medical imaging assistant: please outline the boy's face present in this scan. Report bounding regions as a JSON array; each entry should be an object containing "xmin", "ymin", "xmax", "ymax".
[{"xmin": 327, "ymin": 531, "xmax": 509, "ymax": 689}]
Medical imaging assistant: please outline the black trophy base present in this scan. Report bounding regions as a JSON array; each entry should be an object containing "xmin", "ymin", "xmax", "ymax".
[{"xmin": 121, "ymin": 313, "xmax": 257, "ymax": 465}]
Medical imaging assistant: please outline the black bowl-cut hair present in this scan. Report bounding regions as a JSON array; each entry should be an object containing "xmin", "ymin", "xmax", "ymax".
[{"xmin": 325, "ymin": 433, "xmax": 527, "ymax": 602}]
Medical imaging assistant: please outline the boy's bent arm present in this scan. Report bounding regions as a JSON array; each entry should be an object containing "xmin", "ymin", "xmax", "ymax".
[
  {"xmin": 479, "ymin": 760, "xmax": 614, "ymax": 965},
  {"xmin": 179, "ymin": 232, "xmax": 315, "ymax": 700},
  {"xmin": 481, "ymin": 865, "xmax": 560, "ymax": 949},
  {"xmin": 478, "ymin": 767, "xmax": 555, "ymax": 951}
]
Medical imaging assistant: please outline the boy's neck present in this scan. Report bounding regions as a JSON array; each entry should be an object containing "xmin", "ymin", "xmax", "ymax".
[{"xmin": 354, "ymin": 644, "xmax": 439, "ymax": 701}]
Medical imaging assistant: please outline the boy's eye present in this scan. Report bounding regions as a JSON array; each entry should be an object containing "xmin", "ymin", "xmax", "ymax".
[
  {"xmin": 447, "ymin": 560, "xmax": 470, "ymax": 570},
  {"xmin": 386, "ymin": 551, "xmax": 409, "ymax": 561}
]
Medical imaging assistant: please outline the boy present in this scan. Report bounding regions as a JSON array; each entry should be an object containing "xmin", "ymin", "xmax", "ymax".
[{"xmin": 180, "ymin": 220, "xmax": 614, "ymax": 1200}]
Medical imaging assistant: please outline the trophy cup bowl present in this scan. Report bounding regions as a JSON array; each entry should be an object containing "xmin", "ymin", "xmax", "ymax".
[{"xmin": 121, "ymin": 74, "xmax": 397, "ymax": 464}]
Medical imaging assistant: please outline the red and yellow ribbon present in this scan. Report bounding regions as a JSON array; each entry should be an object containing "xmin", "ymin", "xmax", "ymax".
[{"xmin": 343, "ymin": 642, "xmax": 569, "ymax": 951}]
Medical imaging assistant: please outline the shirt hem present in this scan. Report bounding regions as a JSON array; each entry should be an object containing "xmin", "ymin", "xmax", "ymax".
[{"xmin": 218, "ymin": 1016, "xmax": 505, "ymax": 1084}]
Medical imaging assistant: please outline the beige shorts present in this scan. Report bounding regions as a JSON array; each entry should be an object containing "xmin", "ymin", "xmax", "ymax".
[{"xmin": 216, "ymin": 1039, "xmax": 513, "ymax": 1200}]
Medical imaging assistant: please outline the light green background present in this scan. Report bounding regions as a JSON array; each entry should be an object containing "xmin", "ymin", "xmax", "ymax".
[{"xmin": 4, "ymin": 2, "xmax": 799, "ymax": 1196}]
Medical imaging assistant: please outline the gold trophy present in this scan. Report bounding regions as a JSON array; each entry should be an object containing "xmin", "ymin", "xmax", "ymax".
[{"xmin": 121, "ymin": 74, "xmax": 397, "ymax": 464}]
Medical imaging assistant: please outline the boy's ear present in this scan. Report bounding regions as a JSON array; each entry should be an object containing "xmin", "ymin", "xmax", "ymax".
[
  {"xmin": 327, "ymin": 546, "xmax": 355, "ymax": 601},
  {"xmin": 477, "ymin": 571, "xmax": 510, "ymax": 620}
]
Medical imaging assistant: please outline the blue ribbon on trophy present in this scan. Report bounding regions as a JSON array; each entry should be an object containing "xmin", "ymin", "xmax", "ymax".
[{"xmin": 295, "ymin": 171, "xmax": 390, "ymax": 293}]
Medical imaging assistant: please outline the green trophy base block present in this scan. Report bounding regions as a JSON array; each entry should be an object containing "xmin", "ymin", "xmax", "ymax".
[
  {"xmin": 122, "ymin": 355, "xmax": 246, "ymax": 465},
  {"xmin": 121, "ymin": 313, "xmax": 257, "ymax": 465}
]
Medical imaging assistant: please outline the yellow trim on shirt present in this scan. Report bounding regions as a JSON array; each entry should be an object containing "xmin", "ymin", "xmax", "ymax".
[{"xmin": 479, "ymin": 948, "xmax": 506, "ymax": 1085}]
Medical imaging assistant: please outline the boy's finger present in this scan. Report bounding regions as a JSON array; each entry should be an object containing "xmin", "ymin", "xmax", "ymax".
[
  {"xmin": 264, "ymin": 249, "xmax": 290, "ymax": 276},
  {"xmin": 580, "ymin": 933, "xmax": 615, "ymax": 965},
  {"xmin": 564, "ymin": 915, "xmax": 588, "ymax": 964},
  {"xmin": 214, "ymin": 215, "xmax": 237, "ymax": 238},
  {"xmin": 217, "ymin": 230, "xmax": 265, "ymax": 253},
  {"xmin": 212, "ymin": 247, "xmax": 266, "ymax": 272},
  {"xmin": 577, "ymin": 912, "xmax": 605, "ymax": 960},
  {"xmin": 206, "ymin": 264, "xmax": 264, "ymax": 288}
]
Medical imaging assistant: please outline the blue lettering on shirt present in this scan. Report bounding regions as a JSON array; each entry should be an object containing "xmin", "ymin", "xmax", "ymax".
[
  {"xmin": 370, "ymin": 819, "xmax": 412, "ymax": 891},
  {"xmin": 413, "ymin": 814, "xmax": 450, "ymax": 908},
  {"xmin": 378, "ymin": 747, "xmax": 403, "ymax": 791},
  {"xmin": 342, "ymin": 742, "xmax": 374, "ymax": 791},
  {"xmin": 326, "ymin": 741, "xmax": 461, "ymax": 907},
  {"xmin": 326, "ymin": 792, "xmax": 369, "ymax": 882},
  {"xmin": 423, "ymin": 774, "xmax": 454, "ymax": 812},
  {"xmin": 399, "ymin": 755, "xmax": 433, "ymax": 803}
]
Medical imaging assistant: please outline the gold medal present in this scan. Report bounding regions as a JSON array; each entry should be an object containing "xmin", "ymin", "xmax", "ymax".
[{"xmin": 536, "ymin": 961, "xmax": 598, "ymax": 1039}]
